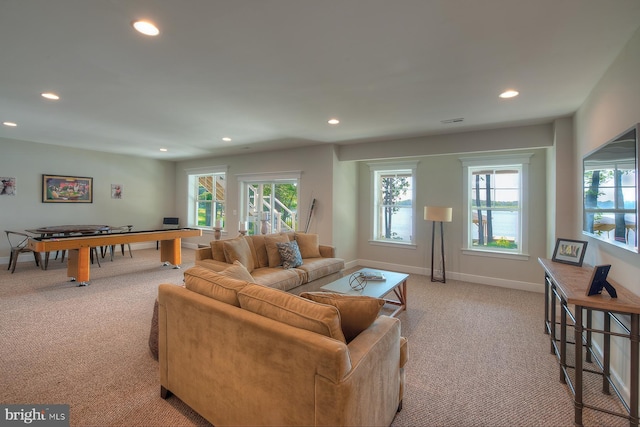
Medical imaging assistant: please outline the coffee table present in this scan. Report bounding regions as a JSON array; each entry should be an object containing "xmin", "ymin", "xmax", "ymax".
[{"xmin": 320, "ymin": 268, "xmax": 408, "ymax": 317}]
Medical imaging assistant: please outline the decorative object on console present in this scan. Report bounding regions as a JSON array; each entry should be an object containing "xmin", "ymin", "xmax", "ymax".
[
  {"xmin": 424, "ymin": 206, "xmax": 453, "ymax": 283},
  {"xmin": 552, "ymin": 238, "xmax": 588, "ymax": 267},
  {"xmin": 238, "ymin": 221, "xmax": 248, "ymax": 236},
  {"xmin": 586, "ymin": 264, "xmax": 617, "ymax": 298},
  {"xmin": 260, "ymin": 212, "xmax": 271, "ymax": 234}
]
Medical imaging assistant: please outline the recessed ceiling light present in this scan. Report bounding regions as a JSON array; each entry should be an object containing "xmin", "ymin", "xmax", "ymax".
[
  {"xmin": 499, "ymin": 90, "xmax": 519, "ymax": 99},
  {"xmin": 3, "ymin": 121, "xmax": 17, "ymax": 127},
  {"xmin": 132, "ymin": 20, "xmax": 159, "ymax": 36},
  {"xmin": 222, "ymin": 137, "xmax": 232, "ymax": 142},
  {"xmin": 41, "ymin": 92, "xmax": 60, "ymax": 100},
  {"xmin": 160, "ymin": 148, "xmax": 168, "ymax": 152},
  {"xmin": 328, "ymin": 118, "xmax": 340, "ymax": 125}
]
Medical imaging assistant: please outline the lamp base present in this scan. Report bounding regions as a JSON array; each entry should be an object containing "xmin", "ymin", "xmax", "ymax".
[
  {"xmin": 429, "ymin": 221, "xmax": 447, "ymax": 284},
  {"xmin": 431, "ymin": 274, "xmax": 446, "ymax": 283}
]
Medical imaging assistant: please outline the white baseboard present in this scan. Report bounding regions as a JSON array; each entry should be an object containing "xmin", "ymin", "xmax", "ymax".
[{"xmin": 353, "ymin": 258, "xmax": 543, "ymax": 293}]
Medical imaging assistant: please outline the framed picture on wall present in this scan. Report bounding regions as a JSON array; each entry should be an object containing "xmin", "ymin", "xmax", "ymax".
[
  {"xmin": 111, "ymin": 184, "xmax": 123, "ymax": 199},
  {"xmin": 42, "ymin": 174, "xmax": 93, "ymax": 203},
  {"xmin": 552, "ymin": 238, "xmax": 588, "ymax": 266}
]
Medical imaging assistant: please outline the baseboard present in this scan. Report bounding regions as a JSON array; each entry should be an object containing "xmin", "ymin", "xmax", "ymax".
[{"xmin": 354, "ymin": 258, "xmax": 543, "ymax": 293}]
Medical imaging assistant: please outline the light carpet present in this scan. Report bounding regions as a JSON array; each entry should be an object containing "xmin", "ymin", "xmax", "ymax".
[{"xmin": 0, "ymin": 248, "xmax": 628, "ymax": 426}]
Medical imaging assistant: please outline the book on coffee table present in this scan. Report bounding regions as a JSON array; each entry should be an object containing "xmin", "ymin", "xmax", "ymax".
[{"xmin": 361, "ymin": 271, "xmax": 385, "ymax": 281}]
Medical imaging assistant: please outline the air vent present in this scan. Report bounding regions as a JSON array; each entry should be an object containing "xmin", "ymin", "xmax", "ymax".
[{"xmin": 441, "ymin": 118, "xmax": 464, "ymax": 124}]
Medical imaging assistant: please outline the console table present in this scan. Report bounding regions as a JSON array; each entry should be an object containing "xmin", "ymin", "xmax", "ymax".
[{"xmin": 539, "ymin": 258, "xmax": 640, "ymax": 426}]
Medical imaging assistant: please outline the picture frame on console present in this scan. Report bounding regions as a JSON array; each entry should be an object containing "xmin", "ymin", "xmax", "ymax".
[
  {"xmin": 552, "ymin": 238, "xmax": 588, "ymax": 267},
  {"xmin": 42, "ymin": 174, "xmax": 93, "ymax": 203}
]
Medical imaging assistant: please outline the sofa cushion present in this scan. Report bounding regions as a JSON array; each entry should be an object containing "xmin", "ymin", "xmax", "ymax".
[
  {"xmin": 264, "ymin": 234, "xmax": 290, "ymax": 267},
  {"xmin": 295, "ymin": 233, "xmax": 321, "ymax": 258},
  {"xmin": 250, "ymin": 267, "xmax": 304, "ymax": 292},
  {"xmin": 238, "ymin": 284, "xmax": 347, "ymax": 343},
  {"xmin": 184, "ymin": 265, "xmax": 253, "ymax": 306},
  {"xmin": 300, "ymin": 292, "xmax": 385, "ymax": 342},
  {"xmin": 210, "ymin": 240, "xmax": 227, "ymax": 262},
  {"xmin": 223, "ymin": 236, "xmax": 255, "ymax": 272},
  {"xmin": 295, "ymin": 257, "xmax": 345, "ymax": 283},
  {"xmin": 277, "ymin": 241, "xmax": 303, "ymax": 269},
  {"xmin": 247, "ymin": 235, "xmax": 269, "ymax": 268}
]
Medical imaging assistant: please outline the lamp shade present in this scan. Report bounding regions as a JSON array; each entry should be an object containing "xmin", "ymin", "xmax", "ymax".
[{"xmin": 424, "ymin": 206, "xmax": 452, "ymax": 222}]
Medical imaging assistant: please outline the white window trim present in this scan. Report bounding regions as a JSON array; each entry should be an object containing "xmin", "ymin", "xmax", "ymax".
[
  {"xmin": 185, "ymin": 165, "xmax": 228, "ymax": 229},
  {"xmin": 460, "ymin": 154, "xmax": 532, "ymax": 260},
  {"xmin": 367, "ymin": 160, "xmax": 419, "ymax": 247},
  {"xmin": 237, "ymin": 171, "xmax": 302, "ymax": 234}
]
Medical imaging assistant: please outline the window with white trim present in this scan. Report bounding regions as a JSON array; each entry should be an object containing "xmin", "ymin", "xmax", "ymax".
[
  {"xmin": 461, "ymin": 154, "xmax": 532, "ymax": 256},
  {"xmin": 238, "ymin": 171, "xmax": 300, "ymax": 236},
  {"xmin": 186, "ymin": 167, "xmax": 227, "ymax": 229},
  {"xmin": 369, "ymin": 162, "xmax": 417, "ymax": 245}
]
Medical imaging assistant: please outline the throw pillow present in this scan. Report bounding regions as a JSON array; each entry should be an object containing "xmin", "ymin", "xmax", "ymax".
[
  {"xmin": 264, "ymin": 234, "xmax": 290, "ymax": 267},
  {"xmin": 300, "ymin": 292, "xmax": 385, "ymax": 342},
  {"xmin": 276, "ymin": 241, "xmax": 303, "ymax": 269},
  {"xmin": 295, "ymin": 233, "xmax": 321, "ymax": 258},
  {"xmin": 223, "ymin": 236, "xmax": 255, "ymax": 272},
  {"xmin": 217, "ymin": 260, "xmax": 255, "ymax": 282},
  {"xmin": 238, "ymin": 284, "xmax": 346, "ymax": 343},
  {"xmin": 184, "ymin": 266, "xmax": 252, "ymax": 306}
]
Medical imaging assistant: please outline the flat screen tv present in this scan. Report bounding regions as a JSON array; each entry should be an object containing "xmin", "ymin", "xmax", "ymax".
[{"xmin": 583, "ymin": 124, "xmax": 638, "ymax": 253}]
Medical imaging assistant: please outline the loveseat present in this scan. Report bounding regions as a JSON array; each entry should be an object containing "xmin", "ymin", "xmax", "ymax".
[
  {"xmin": 194, "ymin": 232, "xmax": 345, "ymax": 294},
  {"xmin": 158, "ymin": 266, "xmax": 407, "ymax": 426}
]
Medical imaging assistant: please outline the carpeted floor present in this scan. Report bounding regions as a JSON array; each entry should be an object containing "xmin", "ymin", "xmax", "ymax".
[{"xmin": 0, "ymin": 248, "xmax": 629, "ymax": 426}]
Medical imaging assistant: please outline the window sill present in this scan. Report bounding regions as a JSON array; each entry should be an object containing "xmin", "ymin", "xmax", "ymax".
[
  {"xmin": 462, "ymin": 248, "xmax": 529, "ymax": 261},
  {"xmin": 369, "ymin": 240, "xmax": 417, "ymax": 249}
]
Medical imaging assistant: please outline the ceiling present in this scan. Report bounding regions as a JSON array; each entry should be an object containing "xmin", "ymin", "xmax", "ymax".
[{"xmin": 2, "ymin": 0, "xmax": 640, "ymax": 161}]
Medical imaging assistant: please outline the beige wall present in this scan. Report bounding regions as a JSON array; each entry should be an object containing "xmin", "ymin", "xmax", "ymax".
[
  {"xmin": 573, "ymin": 25, "xmax": 640, "ymax": 407},
  {"xmin": 174, "ymin": 144, "xmax": 339, "ymax": 249},
  {"xmin": 548, "ymin": 117, "xmax": 575, "ymax": 256},
  {"xmin": 353, "ymin": 147, "xmax": 548, "ymax": 290},
  {"xmin": 0, "ymin": 137, "xmax": 175, "ymax": 258}
]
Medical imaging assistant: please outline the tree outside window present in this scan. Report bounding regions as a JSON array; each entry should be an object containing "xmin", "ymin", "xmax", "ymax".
[
  {"xmin": 369, "ymin": 162, "xmax": 417, "ymax": 245},
  {"xmin": 461, "ymin": 154, "xmax": 531, "ymax": 257}
]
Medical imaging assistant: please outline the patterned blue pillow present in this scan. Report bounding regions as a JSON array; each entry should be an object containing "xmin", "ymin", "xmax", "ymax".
[{"xmin": 276, "ymin": 241, "xmax": 303, "ymax": 269}]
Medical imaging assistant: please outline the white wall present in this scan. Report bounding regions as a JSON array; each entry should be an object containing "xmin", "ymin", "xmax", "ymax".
[
  {"xmin": 574, "ymin": 26, "xmax": 640, "ymax": 408},
  {"xmin": 0, "ymin": 137, "xmax": 176, "ymax": 259}
]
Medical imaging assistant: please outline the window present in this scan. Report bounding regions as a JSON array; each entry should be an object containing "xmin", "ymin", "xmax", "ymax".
[
  {"xmin": 369, "ymin": 161, "xmax": 417, "ymax": 245},
  {"xmin": 186, "ymin": 167, "xmax": 227, "ymax": 229},
  {"xmin": 238, "ymin": 172, "xmax": 300, "ymax": 235},
  {"xmin": 461, "ymin": 154, "xmax": 532, "ymax": 257}
]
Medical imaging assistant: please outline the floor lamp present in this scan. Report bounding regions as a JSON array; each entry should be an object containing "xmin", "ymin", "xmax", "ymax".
[{"xmin": 424, "ymin": 206, "xmax": 453, "ymax": 283}]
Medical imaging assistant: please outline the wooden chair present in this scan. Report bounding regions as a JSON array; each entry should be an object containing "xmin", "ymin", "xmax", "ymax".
[{"xmin": 5, "ymin": 230, "xmax": 42, "ymax": 273}]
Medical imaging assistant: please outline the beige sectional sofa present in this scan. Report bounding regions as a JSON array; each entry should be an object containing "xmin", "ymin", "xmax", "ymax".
[
  {"xmin": 194, "ymin": 232, "xmax": 345, "ymax": 294},
  {"xmin": 158, "ymin": 265, "xmax": 407, "ymax": 426}
]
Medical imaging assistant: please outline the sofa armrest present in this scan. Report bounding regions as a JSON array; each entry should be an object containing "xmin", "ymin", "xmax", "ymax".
[
  {"xmin": 315, "ymin": 315, "xmax": 403, "ymax": 426},
  {"xmin": 319, "ymin": 245, "xmax": 336, "ymax": 258},
  {"xmin": 194, "ymin": 246, "xmax": 212, "ymax": 261},
  {"xmin": 194, "ymin": 258, "xmax": 230, "ymax": 272}
]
